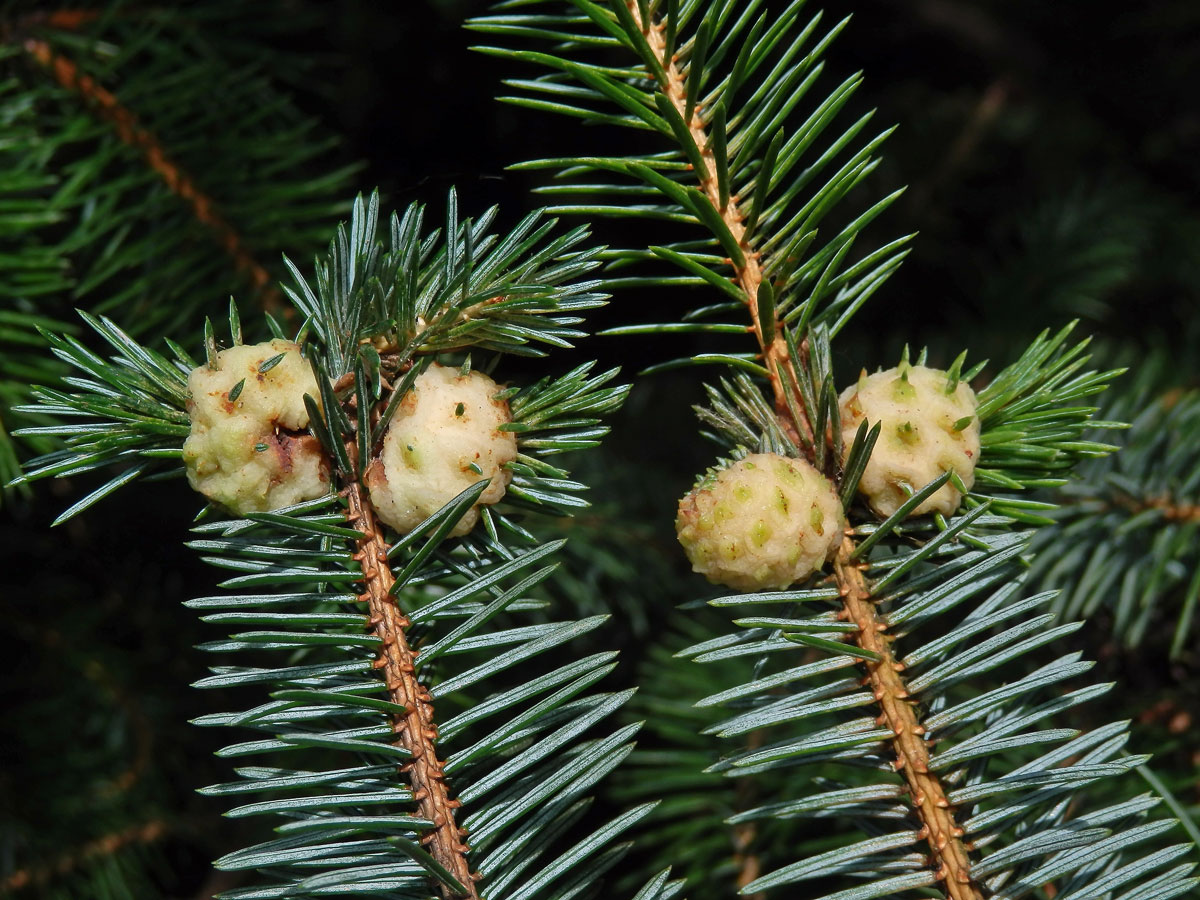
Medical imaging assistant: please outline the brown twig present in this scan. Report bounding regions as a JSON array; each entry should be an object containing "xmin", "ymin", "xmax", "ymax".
[
  {"xmin": 18, "ymin": 10, "xmax": 102, "ymax": 30},
  {"xmin": 1137, "ymin": 698, "xmax": 1193, "ymax": 735},
  {"xmin": 1114, "ymin": 493, "xmax": 1200, "ymax": 523},
  {"xmin": 1, "ymin": 820, "xmax": 169, "ymax": 893},
  {"xmin": 20, "ymin": 35, "xmax": 283, "ymax": 313},
  {"xmin": 344, "ymin": 459, "xmax": 477, "ymax": 899},
  {"xmin": 834, "ymin": 537, "xmax": 982, "ymax": 900},
  {"xmin": 628, "ymin": 4, "xmax": 806, "ymax": 450},
  {"xmin": 731, "ymin": 825, "xmax": 763, "ymax": 898}
]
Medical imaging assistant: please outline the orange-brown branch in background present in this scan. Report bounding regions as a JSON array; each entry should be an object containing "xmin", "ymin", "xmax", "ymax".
[
  {"xmin": 628, "ymin": 4, "xmax": 809, "ymax": 449},
  {"xmin": 22, "ymin": 38, "xmax": 282, "ymax": 312},
  {"xmin": 1, "ymin": 820, "xmax": 169, "ymax": 893},
  {"xmin": 20, "ymin": 10, "xmax": 102, "ymax": 30},
  {"xmin": 1116, "ymin": 493, "xmax": 1200, "ymax": 523},
  {"xmin": 345, "ymin": 468, "xmax": 477, "ymax": 899},
  {"xmin": 834, "ymin": 538, "xmax": 983, "ymax": 900}
]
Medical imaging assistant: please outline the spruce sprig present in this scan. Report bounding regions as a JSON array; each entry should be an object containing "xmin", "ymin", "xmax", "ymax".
[
  {"xmin": 685, "ymin": 509, "xmax": 1197, "ymax": 899},
  {"xmin": 12, "ymin": 193, "xmax": 625, "ymax": 523},
  {"xmin": 472, "ymin": 3, "xmax": 1199, "ymax": 898},
  {"xmin": 186, "ymin": 493, "xmax": 651, "ymax": 900},
  {"xmin": 14, "ymin": 192, "xmax": 668, "ymax": 900},
  {"xmin": 282, "ymin": 192, "xmax": 607, "ymax": 379},
  {"xmin": 1029, "ymin": 360, "xmax": 1200, "ymax": 658},
  {"xmin": 471, "ymin": 0, "xmax": 912, "ymax": 400}
]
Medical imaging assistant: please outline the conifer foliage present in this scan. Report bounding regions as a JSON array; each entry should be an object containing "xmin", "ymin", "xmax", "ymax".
[
  {"xmin": 15, "ymin": 192, "xmax": 683, "ymax": 900},
  {"xmin": 0, "ymin": 4, "xmax": 355, "ymax": 497},
  {"xmin": 472, "ymin": 1, "xmax": 1199, "ymax": 898},
  {"xmin": 1029, "ymin": 360, "xmax": 1200, "ymax": 659},
  {"xmin": 7, "ymin": 1, "xmax": 1199, "ymax": 899}
]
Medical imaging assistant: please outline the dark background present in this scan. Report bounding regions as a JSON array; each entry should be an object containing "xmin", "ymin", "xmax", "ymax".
[{"xmin": 3, "ymin": 1, "xmax": 1197, "ymax": 896}]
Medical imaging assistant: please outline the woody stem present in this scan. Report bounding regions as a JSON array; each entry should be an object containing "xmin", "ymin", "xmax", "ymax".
[
  {"xmin": 629, "ymin": 3, "xmax": 812, "ymax": 449},
  {"xmin": 345, "ymin": 462, "xmax": 477, "ymax": 899},
  {"xmin": 833, "ymin": 537, "xmax": 982, "ymax": 900}
]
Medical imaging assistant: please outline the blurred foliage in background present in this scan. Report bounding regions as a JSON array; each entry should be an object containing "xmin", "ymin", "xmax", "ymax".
[{"xmin": 1, "ymin": 1, "xmax": 1196, "ymax": 897}]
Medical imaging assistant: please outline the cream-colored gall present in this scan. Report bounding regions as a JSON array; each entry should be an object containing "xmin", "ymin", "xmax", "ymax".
[
  {"xmin": 839, "ymin": 363, "xmax": 980, "ymax": 518},
  {"xmin": 183, "ymin": 340, "xmax": 329, "ymax": 513},
  {"xmin": 675, "ymin": 453, "xmax": 844, "ymax": 592},
  {"xmin": 366, "ymin": 363, "xmax": 517, "ymax": 538}
]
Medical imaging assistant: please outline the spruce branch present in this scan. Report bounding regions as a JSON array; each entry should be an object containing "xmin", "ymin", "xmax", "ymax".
[
  {"xmin": 18, "ymin": 191, "xmax": 661, "ymax": 900},
  {"xmin": 345, "ymin": 464, "xmax": 476, "ymax": 898},
  {"xmin": 1, "ymin": 7, "xmax": 358, "ymax": 504},
  {"xmin": 471, "ymin": 0, "xmax": 913, "ymax": 451},
  {"xmin": 832, "ymin": 536, "xmax": 979, "ymax": 900},
  {"xmin": 18, "ymin": 35, "xmax": 279, "ymax": 310},
  {"xmin": 687, "ymin": 513, "xmax": 1198, "ymax": 898},
  {"xmin": 1028, "ymin": 364, "xmax": 1200, "ymax": 658},
  {"xmin": 475, "ymin": 3, "xmax": 1198, "ymax": 897},
  {"xmin": 619, "ymin": 2, "xmax": 799, "ymax": 441}
]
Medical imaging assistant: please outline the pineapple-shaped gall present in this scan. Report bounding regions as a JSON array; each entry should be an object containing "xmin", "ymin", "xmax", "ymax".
[
  {"xmin": 183, "ymin": 340, "xmax": 329, "ymax": 513},
  {"xmin": 366, "ymin": 363, "xmax": 518, "ymax": 537},
  {"xmin": 676, "ymin": 453, "xmax": 845, "ymax": 591},
  {"xmin": 839, "ymin": 363, "xmax": 980, "ymax": 518}
]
